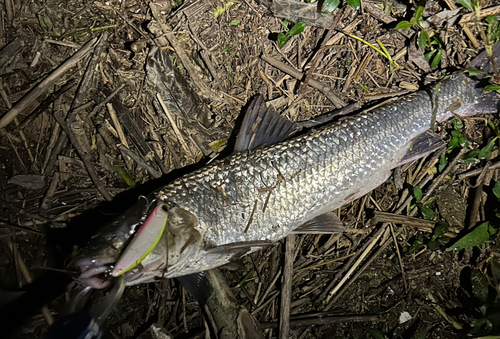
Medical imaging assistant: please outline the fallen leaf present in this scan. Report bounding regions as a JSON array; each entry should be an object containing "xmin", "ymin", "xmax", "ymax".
[{"xmin": 8, "ymin": 174, "xmax": 46, "ymax": 190}]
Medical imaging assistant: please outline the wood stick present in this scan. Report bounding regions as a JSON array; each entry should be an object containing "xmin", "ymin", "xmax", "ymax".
[
  {"xmin": 0, "ymin": 221, "xmax": 45, "ymax": 236},
  {"xmin": 156, "ymin": 93, "xmax": 193, "ymax": 158},
  {"xmin": 299, "ymin": 15, "xmax": 341, "ymax": 97},
  {"xmin": 257, "ymin": 269, "xmax": 282, "ymax": 307},
  {"xmin": 261, "ymin": 314, "xmax": 380, "ymax": 328},
  {"xmin": 443, "ymin": 0, "xmax": 480, "ymax": 48},
  {"xmin": 89, "ymin": 83, "xmax": 125, "ymax": 117},
  {"xmin": 458, "ymin": 161, "xmax": 500, "ymax": 180},
  {"xmin": 53, "ymin": 111, "xmax": 112, "ymax": 201},
  {"xmin": 373, "ymin": 211, "xmax": 456, "ymax": 238},
  {"xmin": 324, "ymin": 225, "xmax": 388, "ymax": 307},
  {"xmin": 15, "ymin": 80, "xmax": 77, "ymax": 132},
  {"xmin": 5, "ymin": 239, "xmax": 54, "ymax": 326},
  {"xmin": 106, "ymin": 103, "xmax": 129, "ymax": 148},
  {"xmin": 117, "ymin": 144, "xmax": 162, "ymax": 179},
  {"xmin": 459, "ymin": 5, "xmax": 500, "ymax": 24},
  {"xmin": 325, "ymin": 238, "xmax": 392, "ymax": 309},
  {"xmin": 41, "ymin": 171, "xmax": 60, "ymax": 210},
  {"xmin": 390, "ymin": 224, "xmax": 408, "ymax": 293},
  {"xmin": 468, "ymin": 162, "xmax": 491, "ymax": 229},
  {"xmin": 279, "ymin": 235, "xmax": 295, "ymax": 339},
  {"xmin": 0, "ymin": 37, "xmax": 98, "ymax": 128},
  {"xmin": 261, "ymin": 54, "xmax": 346, "ymax": 108},
  {"xmin": 0, "ymin": 199, "xmax": 65, "ymax": 228}
]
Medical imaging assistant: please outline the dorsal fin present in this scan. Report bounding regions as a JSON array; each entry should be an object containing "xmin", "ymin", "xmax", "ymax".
[{"xmin": 234, "ymin": 95, "xmax": 295, "ymax": 152}]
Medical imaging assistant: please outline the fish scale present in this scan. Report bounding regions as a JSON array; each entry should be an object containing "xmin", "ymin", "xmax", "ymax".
[{"xmin": 156, "ymin": 74, "xmax": 484, "ymax": 250}]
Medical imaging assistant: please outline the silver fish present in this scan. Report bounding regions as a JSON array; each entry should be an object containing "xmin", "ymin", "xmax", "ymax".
[{"xmin": 75, "ymin": 44, "xmax": 500, "ymax": 288}]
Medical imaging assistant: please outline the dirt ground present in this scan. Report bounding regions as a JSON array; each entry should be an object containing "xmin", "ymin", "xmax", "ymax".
[{"xmin": 0, "ymin": 0, "xmax": 499, "ymax": 338}]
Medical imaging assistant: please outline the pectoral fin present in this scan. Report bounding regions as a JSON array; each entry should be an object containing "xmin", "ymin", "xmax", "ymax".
[
  {"xmin": 292, "ymin": 212, "xmax": 345, "ymax": 234},
  {"xmin": 176, "ymin": 272, "xmax": 211, "ymax": 305},
  {"xmin": 398, "ymin": 132, "xmax": 446, "ymax": 167}
]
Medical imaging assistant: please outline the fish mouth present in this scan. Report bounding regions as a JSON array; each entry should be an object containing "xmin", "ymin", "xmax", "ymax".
[
  {"xmin": 75, "ymin": 257, "xmax": 117, "ymax": 289},
  {"xmin": 75, "ymin": 256, "xmax": 154, "ymax": 288}
]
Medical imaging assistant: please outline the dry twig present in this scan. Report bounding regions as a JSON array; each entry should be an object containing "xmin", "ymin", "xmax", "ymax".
[{"xmin": 0, "ymin": 37, "xmax": 98, "ymax": 128}]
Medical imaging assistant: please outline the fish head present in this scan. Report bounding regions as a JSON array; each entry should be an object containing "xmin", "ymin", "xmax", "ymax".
[
  {"xmin": 74, "ymin": 197, "xmax": 202, "ymax": 288},
  {"xmin": 122, "ymin": 205, "xmax": 203, "ymax": 284}
]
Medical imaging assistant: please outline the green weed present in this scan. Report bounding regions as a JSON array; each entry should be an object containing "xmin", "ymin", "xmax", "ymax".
[{"xmin": 278, "ymin": 22, "xmax": 307, "ymax": 48}]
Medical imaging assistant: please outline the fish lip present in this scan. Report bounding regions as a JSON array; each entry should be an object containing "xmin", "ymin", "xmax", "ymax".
[
  {"xmin": 75, "ymin": 257, "xmax": 117, "ymax": 288},
  {"xmin": 75, "ymin": 256, "xmax": 148, "ymax": 288}
]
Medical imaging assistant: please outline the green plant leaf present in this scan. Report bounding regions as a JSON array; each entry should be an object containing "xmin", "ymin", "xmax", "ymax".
[
  {"xmin": 415, "ymin": 6, "xmax": 425, "ymax": 24},
  {"xmin": 493, "ymin": 180, "xmax": 500, "ymax": 199},
  {"xmin": 346, "ymin": 0, "xmax": 361, "ymax": 10},
  {"xmin": 321, "ymin": 0, "xmax": 341, "ymax": 13},
  {"xmin": 447, "ymin": 222, "xmax": 498, "ymax": 251},
  {"xmin": 408, "ymin": 237, "xmax": 424, "ymax": 254},
  {"xmin": 464, "ymin": 67, "xmax": 486, "ymax": 76},
  {"xmin": 488, "ymin": 120, "xmax": 500, "ymax": 136},
  {"xmin": 471, "ymin": 269, "xmax": 490, "ymax": 303},
  {"xmin": 396, "ymin": 21, "xmax": 413, "ymax": 30},
  {"xmin": 487, "ymin": 15, "xmax": 500, "ymax": 42},
  {"xmin": 214, "ymin": 1, "xmax": 234, "ymax": 18},
  {"xmin": 460, "ymin": 149, "xmax": 481, "ymax": 165},
  {"xmin": 361, "ymin": 327, "xmax": 387, "ymax": 339},
  {"xmin": 455, "ymin": 0, "xmax": 474, "ymax": 11},
  {"xmin": 486, "ymin": 15, "xmax": 499, "ymax": 28},
  {"xmin": 439, "ymin": 152, "xmax": 448, "ymax": 172},
  {"xmin": 113, "ymin": 165, "xmax": 136, "ymax": 188},
  {"xmin": 438, "ymin": 235, "xmax": 451, "ymax": 245},
  {"xmin": 277, "ymin": 33, "xmax": 287, "ymax": 48},
  {"xmin": 415, "ymin": 326, "xmax": 430, "ymax": 339},
  {"xmin": 433, "ymin": 223, "xmax": 448, "ymax": 240},
  {"xmin": 417, "ymin": 203, "xmax": 435, "ymax": 220},
  {"xmin": 485, "ymin": 84, "xmax": 500, "ymax": 91},
  {"xmin": 37, "ymin": 13, "xmax": 54, "ymax": 33},
  {"xmin": 423, "ymin": 196, "xmax": 435, "ymax": 207},
  {"xmin": 452, "ymin": 118, "xmax": 464, "ymax": 130},
  {"xmin": 449, "ymin": 137, "xmax": 459, "ymax": 149},
  {"xmin": 235, "ymin": 268, "xmax": 255, "ymax": 287},
  {"xmin": 89, "ymin": 25, "xmax": 118, "ymax": 33},
  {"xmin": 287, "ymin": 22, "xmax": 307, "ymax": 37},
  {"xmin": 478, "ymin": 138, "xmax": 497, "ymax": 160},
  {"xmin": 458, "ymin": 135, "xmax": 469, "ymax": 148},
  {"xmin": 425, "ymin": 49, "xmax": 437, "ymax": 62},
  {"xmin": 230, "ymin": 19, "xmax": 240, "ymax": 25},
  {"xmin": 414, "ymin": 186, "xmax": 423, "ymax": 202},
  {"xmin": 418, "ymin": 30, "xmax": 429, "ymax": 51},
  {"xmin": 470, "ymin": 318, "xmax": 491, "ymax": 329},
  {"xmin": 428, "ymin": 240, "xmax": 439, "ymax": 251},
  {"xmin": 431, "ymin": 48, "xmax": 442, "ymax": 68},
  {"xmin": 450, "ymin": 130, "xmax": 469, "ymax": 148}
]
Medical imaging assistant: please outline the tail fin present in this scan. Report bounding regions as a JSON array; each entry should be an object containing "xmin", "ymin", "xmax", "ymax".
[{"xmin": 467, "ymin": 42, "xmax": 500, "ymax": 74}]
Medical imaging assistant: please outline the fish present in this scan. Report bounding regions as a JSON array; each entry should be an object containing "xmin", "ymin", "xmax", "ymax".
[{"xmin": 75, "ymin": 43, "xmax": 500, "ymax": 289}]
